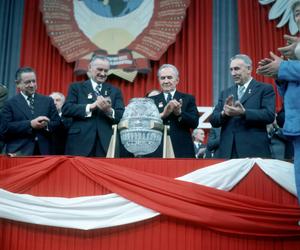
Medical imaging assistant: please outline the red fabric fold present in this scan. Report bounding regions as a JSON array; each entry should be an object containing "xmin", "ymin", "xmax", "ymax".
[
  {"xmin": 71, "ymin": 157, "xmax": 300, "ymax": 237},
  {"xmin": 0, "ymin": 156, "xmax": 68, "ymax": 192},
  {"xmin": 1, "ymin": 156, "xmax": 300, "ymax": 237}
]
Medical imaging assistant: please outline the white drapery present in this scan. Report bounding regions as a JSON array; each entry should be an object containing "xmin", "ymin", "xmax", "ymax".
[{"xmin": 0, "ymin": 158, "xmax": 295, "ymax": 230}]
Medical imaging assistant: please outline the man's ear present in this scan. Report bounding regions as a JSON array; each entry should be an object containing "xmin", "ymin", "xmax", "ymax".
[{"xmin": 15, "ymin": 80, "xmax": 22, "ymax": 89}]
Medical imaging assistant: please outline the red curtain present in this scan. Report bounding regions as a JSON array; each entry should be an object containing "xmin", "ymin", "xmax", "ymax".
[
  {"xmin": 1, "ymin": 156, "xmax": 300, "ymax": 250},
  {"xmin": 237, "ymin": 0, "xmax": 289, "ymax": 108},
  {"xmin": 20, "ymin": 0, "xmax": 212, "ymax": 106}
]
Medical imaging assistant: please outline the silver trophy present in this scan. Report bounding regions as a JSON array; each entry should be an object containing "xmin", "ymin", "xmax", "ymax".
[{"xmin": 118, "ymin": 98, "xmax": 163, "ymax": 157}]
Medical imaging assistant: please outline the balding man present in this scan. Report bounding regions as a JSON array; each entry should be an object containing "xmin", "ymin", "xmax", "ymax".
[
  {"xmin": 62, "ymin": 55, "xmax": 125, "ymax": 157},
  {"xmin": 210, "ymin": 54, "xmax": 275, "ymax": 158}
]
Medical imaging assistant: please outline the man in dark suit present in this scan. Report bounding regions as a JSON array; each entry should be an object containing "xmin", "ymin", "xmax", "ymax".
[
  {"xmin": 1, "ymin": 67, "xmax": 60, "ymax": 155},
  {"xmin": 192, "ymin": 128, "xmax": 206, "ymax": 158},
  {"xmin": 205, "ymin": 127, "xmax": 221, "ymax": 158},
  {"xmin": 150, "ymin": 64, "xmax": 199, "ymax": 158},
  {"xmin": 62, "ymin": 55, "xmax": 125, "ymax": 157},
  {"xmin": 210, "ymin": 54, "xmax": 275, "ymax": 158},
  {"xmin": 49, "ymin": 92, "xmax": 71, "ymax": 155}
]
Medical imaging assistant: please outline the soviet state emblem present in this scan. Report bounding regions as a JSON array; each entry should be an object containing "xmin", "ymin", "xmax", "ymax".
[{"xmin": 40, "ymin": 0, "xmax": 190, "ymax": 81}]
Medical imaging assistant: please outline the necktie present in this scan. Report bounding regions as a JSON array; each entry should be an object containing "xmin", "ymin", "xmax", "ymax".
[
  {"xmin": 237, "ymin": 85, "xmax": 245, "ymax": 100},
  {"xmin": 27, "ymin": 95, "xmax": 34, "ymax": 114},
  {"xmin": 95, "ymin": 84, "xmax": 102, "ymax": 96},
  {"xmin": 166, "ymin": 92, "xmax": 172, "ymax": 103},
  {"xmin": 195, "ymin": 143, "xmax": 202, "ymax": 158}
]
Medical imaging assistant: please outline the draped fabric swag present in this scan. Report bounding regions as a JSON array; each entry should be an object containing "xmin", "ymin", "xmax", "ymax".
[
  {"xmin": 1, "ymin": 157, "xmax": 299, "ymax": 250},
  {"xmin": 0, "ymin": 157, "xmax": 299, "ymax": 237}
]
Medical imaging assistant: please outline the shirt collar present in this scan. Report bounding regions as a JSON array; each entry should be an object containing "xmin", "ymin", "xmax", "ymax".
[
  {"xmin": 164, "ymin": 89, "xmax": 176, "ymax": 99},
  {"xmin": 90, "ymin": 78, "xmax": 102, "ymax": 90},
  {"xmin": 20, "ymin": 91, "xmax": 34, "ymax": 100},
  {"xmin": 239, "ymin": 77, "xmax": 252, "ymax": 90}
]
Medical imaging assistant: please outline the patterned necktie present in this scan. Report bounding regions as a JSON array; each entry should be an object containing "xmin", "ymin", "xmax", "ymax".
[
  {"xmin": 237, "ymin": 85, "xmax": 245, "ymax": 100},
  {"xmin": 27, "ymin": 95, "xmax": 34, "ymax": 114},
  {"xmin": 166, "ymin": 92, "xmax": 172, "ymax": 103},
  {"xmin": 95, "ymin": 84, "xmax": 102, "ymax": 96}
]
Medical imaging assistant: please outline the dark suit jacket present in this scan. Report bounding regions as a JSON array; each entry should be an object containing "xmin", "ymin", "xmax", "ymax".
[
  {"xmin": 0, "ymin": 84, "xmax": 8, "ymax": 110},
  {"xmin": 205, "ymin": 127, "xmax": 221, "ymax": 158},
  {"xmin": 0, "ymin": 113, "xmax": 7, "ymax": 141},
  {"xmin": 50, "ymin": 116, "xmax": 72, "ymax": 155},
  {"xmin": 150, "ymin": 91, "xmax": 199, "ymax": 158},
  {"xmin": 0, "ymin": 85, "xmax": 8, "ymax": 152},
  {"xmin": 1, "ymin": 93, "xmax": 61, "ymax": 155},
  {"xmin": 210, "ymin": 79, "xmax": 275, "ymax": 158},
  {"xmin": 62, "ymin": 80, "xmax": 125, "ymax": 156}
]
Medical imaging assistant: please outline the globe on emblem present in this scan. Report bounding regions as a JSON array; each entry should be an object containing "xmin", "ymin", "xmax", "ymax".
[{"xmin": 118, "ymin": 98, "xmax": 163, "ymax": 157}]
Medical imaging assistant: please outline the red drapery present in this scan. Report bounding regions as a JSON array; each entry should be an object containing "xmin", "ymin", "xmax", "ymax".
[
  {"xmin": 237, "ymin": 1, "xmax": 289, "ymax": 108},
  {"xmin": 20, "ymin": 1, "xmax": 289, "ymax": 108},
  {"xmin": 20, "ymin": 0, "xmax": 212, "ymax": 106},
  {"xmin": 1, "ymin": 156, "xmax": 300, "ymax": 250}
]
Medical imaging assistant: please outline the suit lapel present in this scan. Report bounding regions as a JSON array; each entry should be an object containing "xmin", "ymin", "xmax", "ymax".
[
  {"xmin": 101, "ymin": 83, "xmax": 112, "ymax": 97},
  {"xmin": 15, "ymin": 94, "xmax": 32, "ymax": 119},
  {"xmin": 83, "ymin": 80, "xmax": 97, "ymax": 100},
  {"xmin": 155, "ymin": 93, "xmax": 166, "ymax": 112},
  {"xmin": 227, "ymin": 85, "xmax": 238, "ymax": 102},
  {"xmin": 240, "ymin": 80, "xmax": 256, "ymax": 103},
  {"xmin": 33, "ymin": 94, "xmax": 41, "ymax": 116},
  {"xmin": 173, "ymin": 91, "xmax": 184, "ymax": 104}
]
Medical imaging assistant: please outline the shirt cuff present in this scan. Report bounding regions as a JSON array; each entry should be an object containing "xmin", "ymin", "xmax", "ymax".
[
  {"xmin": 106, "ymin": 108, "xmax": 115, "ymax": 119},
  {"xmin": 85, "ymin": 104, "xmax": 92, "ymax": 117}
]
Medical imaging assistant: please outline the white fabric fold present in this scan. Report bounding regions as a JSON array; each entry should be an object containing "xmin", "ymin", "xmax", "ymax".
[
  {"xmin": 256, "ymin": 158, "xmax": 296, "ymax": 195},
  {"xmin": 177, "ymin": 158, "xmax": 255, "ymax": 190},
  {"xmin": 0, "ymin": 158, "xmax": 295, "ymax": 230},
  {"xmin": 0, "ymin": 190, "xmax": 159, "ymax": 230}
]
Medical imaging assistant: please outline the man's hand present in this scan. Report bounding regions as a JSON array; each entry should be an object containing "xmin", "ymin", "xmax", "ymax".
[
  {"xmin": 256, "ymin": 52, "xmax": 283, "ymax": 78},
  {"xmin": 160, "ymin": 99, "xmax": 182, "ymax": 118},
  {"xmin": 278, "ymin": 34, "xmax": 300, "ymax": 59},
  {"xmin": 31, "ymin": 116, "xmax": 50, "ymax": 129},
  {"xmin": 224, "ymin": 95, "xmax": 234, "ymax": 107},
  {"xmin": 96, "ymin": 96, "xmax": 112, "ymax": 113},
  {"xmin": 223, "ymin": 101, "xmax": 245, "ymax": 117},
  {"xmin": 173, "ymin": 99, "xmax": 182, "ymax": 116}
]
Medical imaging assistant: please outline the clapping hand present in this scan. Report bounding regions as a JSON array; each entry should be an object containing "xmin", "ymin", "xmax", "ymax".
[
  {"xmin": 256, "ymin": 52, "xmax": 283, "ymax": 78},
  {"xmin": 31, "ymin": 116, "xmax": 50, "ymax": 129},
  {"xmin": 278, "ymin": 34, "xmax": 300, "ymax": 59},
  {"xmin": 96, "ymin": 96, "xmax": 112, "ymax": 113},
  {"xmin": 223, "ymin": 95, "xmax": 245, "ymax": 116},
  {"xmin": 161, "ymin": 99, "xmax": 182, "ymax": 118}
]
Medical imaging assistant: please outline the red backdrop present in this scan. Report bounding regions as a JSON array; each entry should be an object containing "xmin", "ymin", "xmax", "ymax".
[
  {"xmin": 20, "ymin": 0, "xmax": 212, "ymax": 106},
  {"xmin": 20, "ymin": 1, "xmax": 289, "ymax": 109}
]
